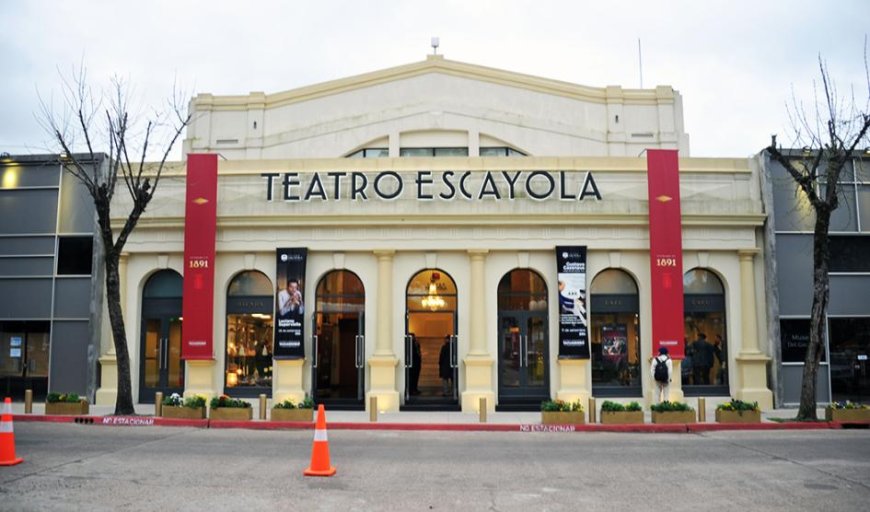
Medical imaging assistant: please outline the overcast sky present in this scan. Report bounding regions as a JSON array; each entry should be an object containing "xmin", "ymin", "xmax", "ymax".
[{"xmin": 1, "ymin": 0, "xmax": 868, "ymax": 159}]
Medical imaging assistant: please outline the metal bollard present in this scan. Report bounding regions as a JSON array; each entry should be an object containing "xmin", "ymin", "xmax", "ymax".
[
  {"xmin": 698, "ymin": 397, "xmax": 706, "ymax": 423},
  {"xmin": 155, "ymin": 392, "xmax": 163, "ymax": 417},
  {"xmin": 24, "ymin": 389, "xmax": 33, "ymax": 414},
  {"xmin": 369, "ymin": 396, "xmax": 378, "ymax": 422},
  {"xmin": 259, "ymin": 394, "xmax": 267, "ymax": 420},
  {"xmin": 588, "ymin": 397, "xmax": 596, "ymax": 424},
  {"xmin": 479, "ymin": 397, "xmax": 487, "ymax": 423}
]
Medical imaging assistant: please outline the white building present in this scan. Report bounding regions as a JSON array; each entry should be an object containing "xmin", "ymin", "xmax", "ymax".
[{"xmin": 95, "ymin": 55, "xmax": 772, "ymax": 413}]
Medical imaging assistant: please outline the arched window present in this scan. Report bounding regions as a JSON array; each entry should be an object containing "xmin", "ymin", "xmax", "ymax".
[
  {"xmin": 225, "ymin": 271, "xmax": 274, "ymax": 396},
  {"xmin": 683, "ymin": 269, "xmax": 728, "ymax": 393},
  {"xmin": 590, "ymin": 269, "xmax": 641, "ymax": 396}
]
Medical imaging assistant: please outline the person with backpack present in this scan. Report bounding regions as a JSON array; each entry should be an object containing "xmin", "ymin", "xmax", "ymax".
[{"xmin": 651, "ymin": 346, "xmax": 673, "ymax": 403}]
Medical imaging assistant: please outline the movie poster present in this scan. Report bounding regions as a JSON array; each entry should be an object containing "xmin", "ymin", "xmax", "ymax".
[
  {"xmin": 556, "ymin": 246, "xmax": 589, "ymax": 358},
  {"xmin": 274, "ymin": 248, "xmax": 307, "ymax": 359},
  {"xmin": 601, "ymin": 324, "xmax": 628, "ymax": 365}
]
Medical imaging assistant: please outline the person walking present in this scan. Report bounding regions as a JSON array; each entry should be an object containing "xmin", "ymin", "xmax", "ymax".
[{"xmin": 651, "ymin": 347, "xmax": 673, "ymax": 403}]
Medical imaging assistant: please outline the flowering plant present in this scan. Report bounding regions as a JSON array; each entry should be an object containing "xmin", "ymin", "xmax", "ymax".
[
  {"xmin": 829, "ymin": 401, "xmax": 869, "ymax": 410},
  {"xmin": 541, "ymin": 399, "xmax": 583, "ymax": 412},
  {"xmin": 210, "ymin": 395, "xmax": 252, "ymax": 409},
  {"xmin": 46, "ymin": 392, "xmax": 84, "ymax": 403},
  {"xmin": 163, "ymin": 393, "xmax": 206, "ymax": 409},
  {"xmin": 650, "ymin": 400, "xmax": 694, "ymax": 412},
  {"xmin": 273, "ymin": 397, "xmax": 314, "ymax": 409}
]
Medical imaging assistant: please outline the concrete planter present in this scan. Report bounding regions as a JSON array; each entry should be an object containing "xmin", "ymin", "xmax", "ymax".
[
  {"xmin": 651, "ymin": 410, "xmax": 695, "ymax": 424},
  {"xmin": 541, "ymin": 411, "xmax": 585, "ymax": 424},
  {"xmin": 45, "ymin": 400, "xmax": 89, "ymax": 415},
  {"xmin": 715, "ymin": 409, "xmax": 761, "ymax": 423},
  {"xmin": 825, "ymin": 408, "xmax": 870, "ymax": 423},
  {"xmin": 600, "ymin": 410, "xmax": 644, "ymax": 425},
  {"xmin": 271, "ymin": 408, "xmax": 313, "ymax": 422},
  {"xmin": 162, "ymin": 406, "xmax": 206, "ymax": 420},
  {"xmin": 210, "ymin": 407, "xmax": 253, "ymax": 421}
]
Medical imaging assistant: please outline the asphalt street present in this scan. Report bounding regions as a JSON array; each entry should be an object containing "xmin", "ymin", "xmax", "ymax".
[{"xmin": 1, "ymin": 423, "xmax": 869, "ymax": 511}]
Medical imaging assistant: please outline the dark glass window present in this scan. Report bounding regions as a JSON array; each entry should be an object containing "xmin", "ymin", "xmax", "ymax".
[
  {"xmin": 828, "ymin": 317, "xmax": 870, "ymax": 402},
  {"xmin": 780, "ymin": 318, "xmax": 827, "ymax": 363},
  {"xmin": 829, "ymin": 236, "xmax": 870, "ymax": 272},
  {"xmin": 56, "ymin": 236, "xmax": 93, "ymax": 275}
]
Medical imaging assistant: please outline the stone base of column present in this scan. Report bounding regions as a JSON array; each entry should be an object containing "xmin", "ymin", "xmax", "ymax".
[
  {"xmin": 273, "ymin": 359, "xmax": 306, "ymax": 404},
  {"xmin": 736, "ymin": 353, "xmax": 773, "ymax": 410},
  {"xmin": 555, "ymin": 358, "xmax": 591, "ymax": 404},
  {"xmin": 95, "ymin": 355, "xmax": 118, "ymax": 405},
  {"xmin": 462, "ymin": 356, "xmax": 495, "ymax": 412},
  {"xmin": 367, "ymin": 355, "xmax": 400, "ymax": 412},
  {"xmin": 184, "ymin": 359, "xmax": 218, "ymax": 400}
]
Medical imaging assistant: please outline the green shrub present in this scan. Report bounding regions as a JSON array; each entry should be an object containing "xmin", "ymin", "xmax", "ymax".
[
  {"xmin": 541, "ymin": 399, "xmax": 583, "ymax": 412},
  {"xmin": 829, "ymin": 401, "xmax": 869, "ymax": 410},
  {"xmin": 601, "ymin": 400, "xmax": 643, "ymax": 412},
  {"xmin": 210, "ymin": 395, "xmax": 251, "ymax": 409},
  {"xmin": 716, "ymin": 398, "xmax": 759, "ymax": 412},
  {"xmin": 46, "ymin": 392, "xmax": 81, "ymax": 403},
  {"xmin": 274, "ymin": 397, "xmax": 314, "ymax": 409}
]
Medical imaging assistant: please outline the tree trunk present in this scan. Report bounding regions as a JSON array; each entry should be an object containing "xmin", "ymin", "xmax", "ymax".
[{"xmin": 796, "ymin": 208, "xmax": 832, "ymax": 421}]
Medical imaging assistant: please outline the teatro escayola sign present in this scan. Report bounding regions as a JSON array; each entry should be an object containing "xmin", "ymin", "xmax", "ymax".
[{"xmin": 261, "ymin": 170, "xmax": 602, "ymax": 201}]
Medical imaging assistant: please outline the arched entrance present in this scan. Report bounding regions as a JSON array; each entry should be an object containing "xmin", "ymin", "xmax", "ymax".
[
  {"xmin": 496, "ymin": 269, "xmax": 549, "ymax": 410},
  {"xmin": 313, "ymin": 270, "xmax": 365, "ymax": 409},
  {"xmin": 590, "ymin": 269, "xmax": 641, "ymax": 397},
  {"xmin": 683, "ymin": 268, "xmax": 729, "ymax": 395},
  {"xmin": 139, "ymin": 270, "xmax": 183, "ymax": 403},
  {"xmin": 404, "ymin": 269, "xmax": 458, "ymax": 410},
  {"xmin": 224, "ymin": 270, "xmax": 274, "ymax": 397}
]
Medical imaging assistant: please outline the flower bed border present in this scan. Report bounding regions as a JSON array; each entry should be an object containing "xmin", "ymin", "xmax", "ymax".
[
  {"xmin": 45, "ymin": 401, "xmax": 89, "ymax": 415},
  {"xmin": 651, "ymin": 410, "xmax": 695, "ymax": 424},
  {"xmin": 600, "ymin": 410, "xmax": 644, "ymax": 425},
  {"xmin": 210, "ymin": 407, "xmax": 253, "ymax": 421},
  {"xmin": 542, "ymin": 411, "xmax": 585, "ymax": 424},
  {"xmin": 271, "ymin": 408, "xmax": 313, "ymax": 422},
  {"xmin": 162, "ymin": 405, "xmax": 206, "ymax": 420},
  {"xmin": 715, "ymin": 409, "xmax": 761, "ymax": 423},
  {"xmin": 825, "ymin": 408, "xmax": 870, "ymax": 423}
]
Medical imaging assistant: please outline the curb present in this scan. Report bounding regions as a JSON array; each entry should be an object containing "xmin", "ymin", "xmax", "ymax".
[{"xmin": 13, "ymin": 414, "xmax": 867, "ymax": 432}]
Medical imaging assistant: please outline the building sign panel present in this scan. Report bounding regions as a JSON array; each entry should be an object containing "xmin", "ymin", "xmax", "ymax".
[
  {"xmin": 646, "ymin": 150, "xmax": 685, "ymax": 359},
  {"xmin": 556, "ymin": 245, "xmax": 589, "ymax": 358},
  {"xmin": 182, "ymin": 154, "xmax": 218, "ymax": 360},
  {"xmin": 274, "ymin": 248, "xmax": 307, "ymax": 359},
  {"xmin": 262, "ymin": 170, "xmax": 602, "ymax": 202}
]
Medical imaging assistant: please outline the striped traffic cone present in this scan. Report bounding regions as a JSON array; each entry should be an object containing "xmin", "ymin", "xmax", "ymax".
[
  {"xmin": 303, "ymin": 404, "xmax": 336, "ymax": 477},
  {"xmin": 0, "ymin": 397, "xmax": 23, "ymax": 466}
]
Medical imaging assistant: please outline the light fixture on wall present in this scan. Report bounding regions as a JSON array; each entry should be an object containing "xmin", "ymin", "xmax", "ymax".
[{"xmin": 421, "ymin": 273, "xmax": 445, "ymax": 311}]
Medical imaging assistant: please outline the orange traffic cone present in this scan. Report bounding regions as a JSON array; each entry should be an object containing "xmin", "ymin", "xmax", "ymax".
[
  {"xmin": 303, "ymin": 404, "xmax": 336, "ymax": 477},
  {"xmin": 0, "ymin": 397, "xmax": 23, "ymax": 466}
]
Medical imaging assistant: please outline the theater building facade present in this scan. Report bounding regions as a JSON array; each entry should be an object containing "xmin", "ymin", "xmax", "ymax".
[{"xmin": 94, "ymin": 55, "xmax": 774, "ymax": 411}]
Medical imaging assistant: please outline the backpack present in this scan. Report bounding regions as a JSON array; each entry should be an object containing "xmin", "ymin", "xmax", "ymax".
[{"xmin": 654, "ymin": 356, "xmax": 669, "ymax": 383}]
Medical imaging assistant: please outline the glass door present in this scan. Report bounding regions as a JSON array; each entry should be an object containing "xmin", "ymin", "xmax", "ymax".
[
  {"xmin": 403, "ymin": 269, "xmax": 459, "ymax": 410},
  {"xmin": 498, "ymin": 312, "xmax": 549, "ymax": 402},
  {"xmin": 312, "ymin": 270, "xmax": 366, "ymax": 410},
  {"xmin": 138, "ymin": 316, "xmax": 184, "ymax": 403},
  {"xmin": 0, "ymin": 321, "xmax": 50, "ymax": 400}
]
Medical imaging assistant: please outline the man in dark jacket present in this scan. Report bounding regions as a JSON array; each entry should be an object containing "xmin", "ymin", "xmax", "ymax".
[
  {"xmin": 692, "ymin": 333, "xmax": 715, "ymax": 385},
  {"xmin": 439, "ymin": 336, "xmax": 453, "ymax": 396}
]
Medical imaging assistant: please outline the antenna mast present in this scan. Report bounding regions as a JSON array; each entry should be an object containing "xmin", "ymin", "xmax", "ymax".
[{"xmin": 638, "ymin": 38, "xmax": 644, "ymax": 88}]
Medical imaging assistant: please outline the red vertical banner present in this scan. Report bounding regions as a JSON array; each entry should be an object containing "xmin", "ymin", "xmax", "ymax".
[
  {"xmin": 647, "ymin": 150, "xmax": 685, "ymax": 359},
  {"xmin": 182, "ymin": 154, "xmax": 218, "ymax": 360}
]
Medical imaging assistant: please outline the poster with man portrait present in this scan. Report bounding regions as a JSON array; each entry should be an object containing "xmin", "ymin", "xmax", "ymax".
[
  {"xmin": 274, "ymin": 248, "xmax": 307, "ymax": 359},
  {"xmin": 556, "ymin": 246, "xmax": 589, "ymax": 358}
]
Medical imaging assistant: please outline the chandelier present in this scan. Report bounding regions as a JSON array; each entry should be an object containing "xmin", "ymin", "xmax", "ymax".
[{"xmin": 421, "ymin": 274, "xmax": 445, "ymax": 311}]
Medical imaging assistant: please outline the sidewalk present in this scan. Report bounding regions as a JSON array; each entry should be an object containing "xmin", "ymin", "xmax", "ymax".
[{"xmin": 9, "ymin": 400, "xmax": 853, "ymax": 432}]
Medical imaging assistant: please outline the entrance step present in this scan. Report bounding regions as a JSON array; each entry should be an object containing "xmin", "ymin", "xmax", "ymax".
[{"xmin": 495, "ymin": 398, "xmax": 546, "ymax": 412}]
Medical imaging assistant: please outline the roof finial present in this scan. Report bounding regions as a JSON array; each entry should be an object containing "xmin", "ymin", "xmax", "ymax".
[{"xmin": 431, "ymin": 36, "xmax": 440, "ymax": 55}]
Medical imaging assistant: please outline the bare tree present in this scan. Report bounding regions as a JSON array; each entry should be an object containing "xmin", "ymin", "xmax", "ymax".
[
  {"xmin": 39, "ymin": 67, "xmax": 190, "ymax": 415},
  {"xmin": 766, "ymin": 45, "xmax": 870, "ymax": 421}
]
